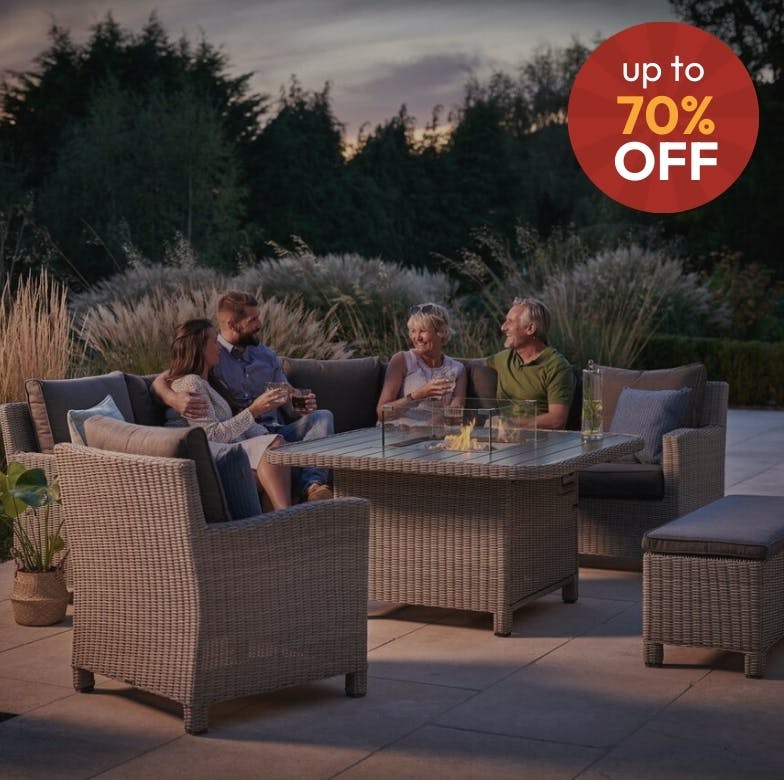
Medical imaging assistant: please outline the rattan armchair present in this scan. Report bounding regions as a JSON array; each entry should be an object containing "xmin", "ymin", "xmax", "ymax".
[
  {"xmin": 54, "ymin": 443, "xmax": 370, "ymax": 734},
  {"xmin": 578, "ymin": 380, "xmax": 729, "ymax": 566}
]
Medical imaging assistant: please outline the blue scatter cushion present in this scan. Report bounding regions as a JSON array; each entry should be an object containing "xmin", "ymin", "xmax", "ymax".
[
  {"xmin": 67, "ymin": 394, "xmax": 125, "ymax": 445},
  {"xmin": 609, "ymin": 387, "xmax": 692, "ymax": 464}
]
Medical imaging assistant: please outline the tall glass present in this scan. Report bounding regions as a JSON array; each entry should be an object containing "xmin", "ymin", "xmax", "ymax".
[{"xmin": 581, "ymin": 361, "xmax": 604, "ymax": 441}]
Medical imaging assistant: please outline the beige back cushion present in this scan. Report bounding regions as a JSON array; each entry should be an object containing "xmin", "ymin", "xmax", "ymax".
[
  {"xmin": 83, "ymin": 416, "xmax": 231, "ymax": 523},
  {"xmin": 598, "ymin": 363, "xmax": 707, "ymax": 429},
  {"xmin": 25, "ymin": 371, "xmax": 135, "ymax": 453}
]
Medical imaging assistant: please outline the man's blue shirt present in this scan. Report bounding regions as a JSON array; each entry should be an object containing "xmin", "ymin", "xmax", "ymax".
[{"xmin": 214, "ymin": 334, "xmax": 287, "ymax": 427}]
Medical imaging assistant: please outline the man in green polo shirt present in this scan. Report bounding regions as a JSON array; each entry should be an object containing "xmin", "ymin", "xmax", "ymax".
[{"xmin": 487, "ymin": 297, "xmax": 575, "ymax": 429}]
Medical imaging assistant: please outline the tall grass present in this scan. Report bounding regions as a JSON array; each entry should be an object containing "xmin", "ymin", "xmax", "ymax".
[
  {"xmin": 78, "ymin": 282, "xmax": 351, "ymax": 375},
  {"xmin": 543, "ymin": 246, "xmax": 703, "ymax": 368},
  {"xmin": 0, "ymin": 271, "xmax": 79, "ymax": 404}
]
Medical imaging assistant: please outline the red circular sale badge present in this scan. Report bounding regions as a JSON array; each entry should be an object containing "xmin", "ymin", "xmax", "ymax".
[{"xmin": 568, "ymin": 22, "xmax": 759, "ymax": 213}]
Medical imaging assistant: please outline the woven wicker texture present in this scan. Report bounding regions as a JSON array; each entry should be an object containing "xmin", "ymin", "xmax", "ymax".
[
  {"xmin": 268, "ymin": 427, "xmax": 640, "ymax": 635},
  {"xmin": 578, "ymin": 381, "xmax": 728, "ymax": 565},
  {"xmin": 643, "ymin": 549, "xmax": 784, "ymax": 678},
  {"xmin": 54, "ymin": 443, "xmax": 369, "ymax": 734},
  {"xmin": 11, "ymin": 569, "xmax": 69, "ymax": 626}
]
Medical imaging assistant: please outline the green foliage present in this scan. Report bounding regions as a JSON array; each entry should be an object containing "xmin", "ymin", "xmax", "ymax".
[
  {"xmin": 39, "ymin": 82, "xmax": 249, "ymax": 279},
  {"xmin": 670, "ymin": 0, "xmax": 784, "ymax": 86},
  {"xmin": 0, "ymin": 13, "xmax": 264, "ymax": 279},
  {"xmin": 705, "ymin": 251, "xmax": 784, "ymax": 340},
  {"xmin": 248, "ymin": 79, "xmax": 348, "ymax": 252},
  {"xmin": 452, "ymin": 226, "xmax": 723, "ymax": 368},
  {"xmin": 0, "ymin": 463, "xmax": 64, "ymax": 572},
  {"xmin": 1, "ymin": 13, "xmax": 266, "ymax": 187},
  {"xmin": 639, "ymin": 334, "xmax": 784, "ymax": 407}
]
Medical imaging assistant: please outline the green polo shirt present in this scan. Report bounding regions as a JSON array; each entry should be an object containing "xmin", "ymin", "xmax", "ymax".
[{"xmin": 487, "ymin": 347, "xmax": 575, "ymax": 412}]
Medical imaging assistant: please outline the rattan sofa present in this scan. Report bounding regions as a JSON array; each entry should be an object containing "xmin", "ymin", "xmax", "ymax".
[
  {"xmin": 577, "ymin": 365, "xmax": 729, "ymax": 568},
  {"xmin": 54, "ymin": 438, "xmax": 369, "ymax": 733}
]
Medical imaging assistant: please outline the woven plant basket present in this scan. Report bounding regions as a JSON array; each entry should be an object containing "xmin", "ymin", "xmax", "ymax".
[{"xmin": 11, "ymin": 569, "xmax": 69, "ymax": 626}]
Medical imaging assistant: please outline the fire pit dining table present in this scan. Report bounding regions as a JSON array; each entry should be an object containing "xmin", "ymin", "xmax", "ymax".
[{"xmin": 266, "ymin": 426, "xmax": 642, "ymax": 635}]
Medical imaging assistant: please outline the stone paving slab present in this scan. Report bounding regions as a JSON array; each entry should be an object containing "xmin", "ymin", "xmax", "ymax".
[{"xmin": 0, "ymin": 408, "xmax": 782, "ymax": 778}]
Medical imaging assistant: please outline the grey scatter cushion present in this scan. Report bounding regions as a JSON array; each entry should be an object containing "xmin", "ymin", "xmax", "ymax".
[
  {"xmin": 609, "ymin": 387, "xmax": 692, "ymax": 464},
  {"xmin": 67, "ymin": 394, "xmax": 125, "ymax": 445}
]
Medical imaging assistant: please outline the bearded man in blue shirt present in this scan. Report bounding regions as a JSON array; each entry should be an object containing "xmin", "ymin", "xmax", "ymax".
[{"xmin": 155, "ymin": 291, "xmax": 334, "ymax": 502}]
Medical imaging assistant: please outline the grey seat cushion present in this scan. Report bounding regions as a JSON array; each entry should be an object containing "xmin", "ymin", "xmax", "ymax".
[
  {"xmin": 281, "ymin": 356, "xmax": 385, "ymax": 433},
  {"xmin": 84, "ymin": 415, "xmax": 232, "ymax": 523},
  {"xmin": 26, "ymin": 371, "xmax": 135, "ymax": 453},
  {"xmin": 579, "ymin": 463, "xmax": 664, "ymax": 501},
  {"xmin": 643, "ymin": 495, "xmax": 784, "ymax": 560}
]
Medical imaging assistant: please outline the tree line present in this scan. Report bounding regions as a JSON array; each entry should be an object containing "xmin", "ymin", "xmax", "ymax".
[{"xmin": 1, "ymin": 1, "xmax": 781, "ymax": 290}]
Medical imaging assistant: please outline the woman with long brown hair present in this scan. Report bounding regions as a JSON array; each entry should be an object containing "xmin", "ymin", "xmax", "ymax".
[{"xmin": 167, "ymin": 318, "xmax": 292, "ymax": 511}]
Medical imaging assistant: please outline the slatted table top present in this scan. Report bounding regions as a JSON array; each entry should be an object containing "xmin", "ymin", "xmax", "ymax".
[{"xmin": 266, "ymin": 427, "xmax": 643, "ymax": 481}]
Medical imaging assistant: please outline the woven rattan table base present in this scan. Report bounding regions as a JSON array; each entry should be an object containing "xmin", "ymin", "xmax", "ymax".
[{"xmin": 337, "ymin": 468, "xmax": 579, "ymax": 635}]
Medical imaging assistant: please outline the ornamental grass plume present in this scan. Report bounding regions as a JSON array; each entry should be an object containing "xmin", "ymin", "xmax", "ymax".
[
  {"xmin": 0, "ymin": 270, "xmax": 80, "ymax": 405},
  {"xmin": 78, "ymin": 282, "xmax": 351, "ymax": 376}
]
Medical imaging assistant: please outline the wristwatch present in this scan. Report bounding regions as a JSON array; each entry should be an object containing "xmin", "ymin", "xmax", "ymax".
[{"xmin": 406, "ymin": 392, "xmax": 415, "ymax": 402}]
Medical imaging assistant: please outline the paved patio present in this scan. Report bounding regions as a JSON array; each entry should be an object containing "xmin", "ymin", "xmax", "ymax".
[{"xmin": 1, "ymin": 408, "xmax": 783, "ymax": 779}]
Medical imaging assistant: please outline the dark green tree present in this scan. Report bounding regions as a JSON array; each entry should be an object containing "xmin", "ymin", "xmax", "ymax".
[
  {"xmin": 0, "ymin": 13, "xmax": 265, "ymax": 280},
  {"xmin": 39, "ymin": 82, "xmax": 248, "ymax": 281},
  {"xmin": 0, "ymin": 13, "xmax": 266, "ymax": 187},
  {"xmin": 670, "ymin": 0, "xmax": 784, "ymax": 89},
  {"xmin": 248, "ymin": 79, "xmax": 350, "ymax": 252}
]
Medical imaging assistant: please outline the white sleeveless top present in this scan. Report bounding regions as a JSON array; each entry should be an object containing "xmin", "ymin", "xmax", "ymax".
[{"xmin": 401, "ymin": 350, "xmax": 464, "ymax": 399}]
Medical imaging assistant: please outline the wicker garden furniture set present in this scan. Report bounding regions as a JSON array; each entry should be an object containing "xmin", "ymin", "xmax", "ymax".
[{"xmin": 267, "ymin": 426, "xmax": 642, "ymax": 635}]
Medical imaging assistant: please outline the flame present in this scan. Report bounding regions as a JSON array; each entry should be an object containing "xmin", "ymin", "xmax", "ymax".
[{"xmin": 442, "ymin": 419, "xmax": 477, "ymax": 450}]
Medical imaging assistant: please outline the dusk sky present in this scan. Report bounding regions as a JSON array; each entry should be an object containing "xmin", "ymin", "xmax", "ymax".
[{"xmin": 0, "ymin": 1, "xmax": 678, "ymax": 139}]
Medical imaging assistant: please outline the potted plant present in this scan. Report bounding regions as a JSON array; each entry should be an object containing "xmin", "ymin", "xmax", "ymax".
[{"xmin": 0, "ymin": 461, "xmax": 68, "ymax": 626}]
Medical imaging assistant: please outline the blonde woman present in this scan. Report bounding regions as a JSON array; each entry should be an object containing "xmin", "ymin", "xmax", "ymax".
[{"xmin": 376, "ymin": 303, "xmax": 468, "ymax": 421}]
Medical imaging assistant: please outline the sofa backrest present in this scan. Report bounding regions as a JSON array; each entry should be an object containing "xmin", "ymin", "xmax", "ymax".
[
  {"xmin": 456, "ymin": 358, "xmax": 498, "ymax": 403},
  {"xmin": 26, "ymin": 371, "xmax": 135, "ymax": 453},
  {"xmin": 280, "ymin": 356, "xmax": 385, "ymax": 433},
  {"xmin": 24, "ymin": 371, "xmax": 167, "ymax": 453},
  {"xmin": 597, "ymin": 362, "xmax": 708, "ymax": 429},
  {"xmin": 84, "ymin": 415, "xmax": 232, "ymax": 523}
]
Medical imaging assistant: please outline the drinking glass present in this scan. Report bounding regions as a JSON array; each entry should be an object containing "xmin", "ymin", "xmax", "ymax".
[
  {"xmin": 581, "ymin": 361, "xmax": 604, "ymax": 441},
  {"xmin": 291, "ymin": 387, "xmax": 311, "ymax": 412},
  {"xmin": 265, "ymin": 381, "xmax": 289, "ymax": 404}
]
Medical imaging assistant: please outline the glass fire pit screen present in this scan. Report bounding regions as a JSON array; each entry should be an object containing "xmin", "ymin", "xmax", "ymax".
[{"xmin": 381, "ymin": 397, "xmax": 537, "ymax": 455}]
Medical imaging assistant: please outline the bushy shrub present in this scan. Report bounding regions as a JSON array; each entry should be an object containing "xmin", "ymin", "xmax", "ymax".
[
  {"xmin": 640, "ymin": 334, "xmax": 784, "ymax": 407},
  {"xmin": 235, "ymin": 249, "xmax": 457, "ymax": 357},
  {"xmin": 70, "ymin": 254, "xmax": 227, "ymax": 317},
  {"xmin": 706, "ymin": 253, "xmax": 784, "ymax": 341},
  {"xmin": 542, "ymin": 245, "xmax": 714, "ymax": 369}
]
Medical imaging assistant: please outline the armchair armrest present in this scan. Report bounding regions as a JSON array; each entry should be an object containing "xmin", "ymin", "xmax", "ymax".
[
  {"xmin": 0, "ymin": 401, "xmax": 39, "ymax": 457},
  {"xmin": 661, "ymin": 424, "xmax": 726, "ymax": 514},
  {"xmin": 196, "ymin": 498, "xmax": 370, "ymax": 624}
]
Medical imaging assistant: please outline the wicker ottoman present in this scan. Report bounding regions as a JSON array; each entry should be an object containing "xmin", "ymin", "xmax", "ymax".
[{"xmin": 642, "ymin": 495, "xmax": 784, "ymax": 678}]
